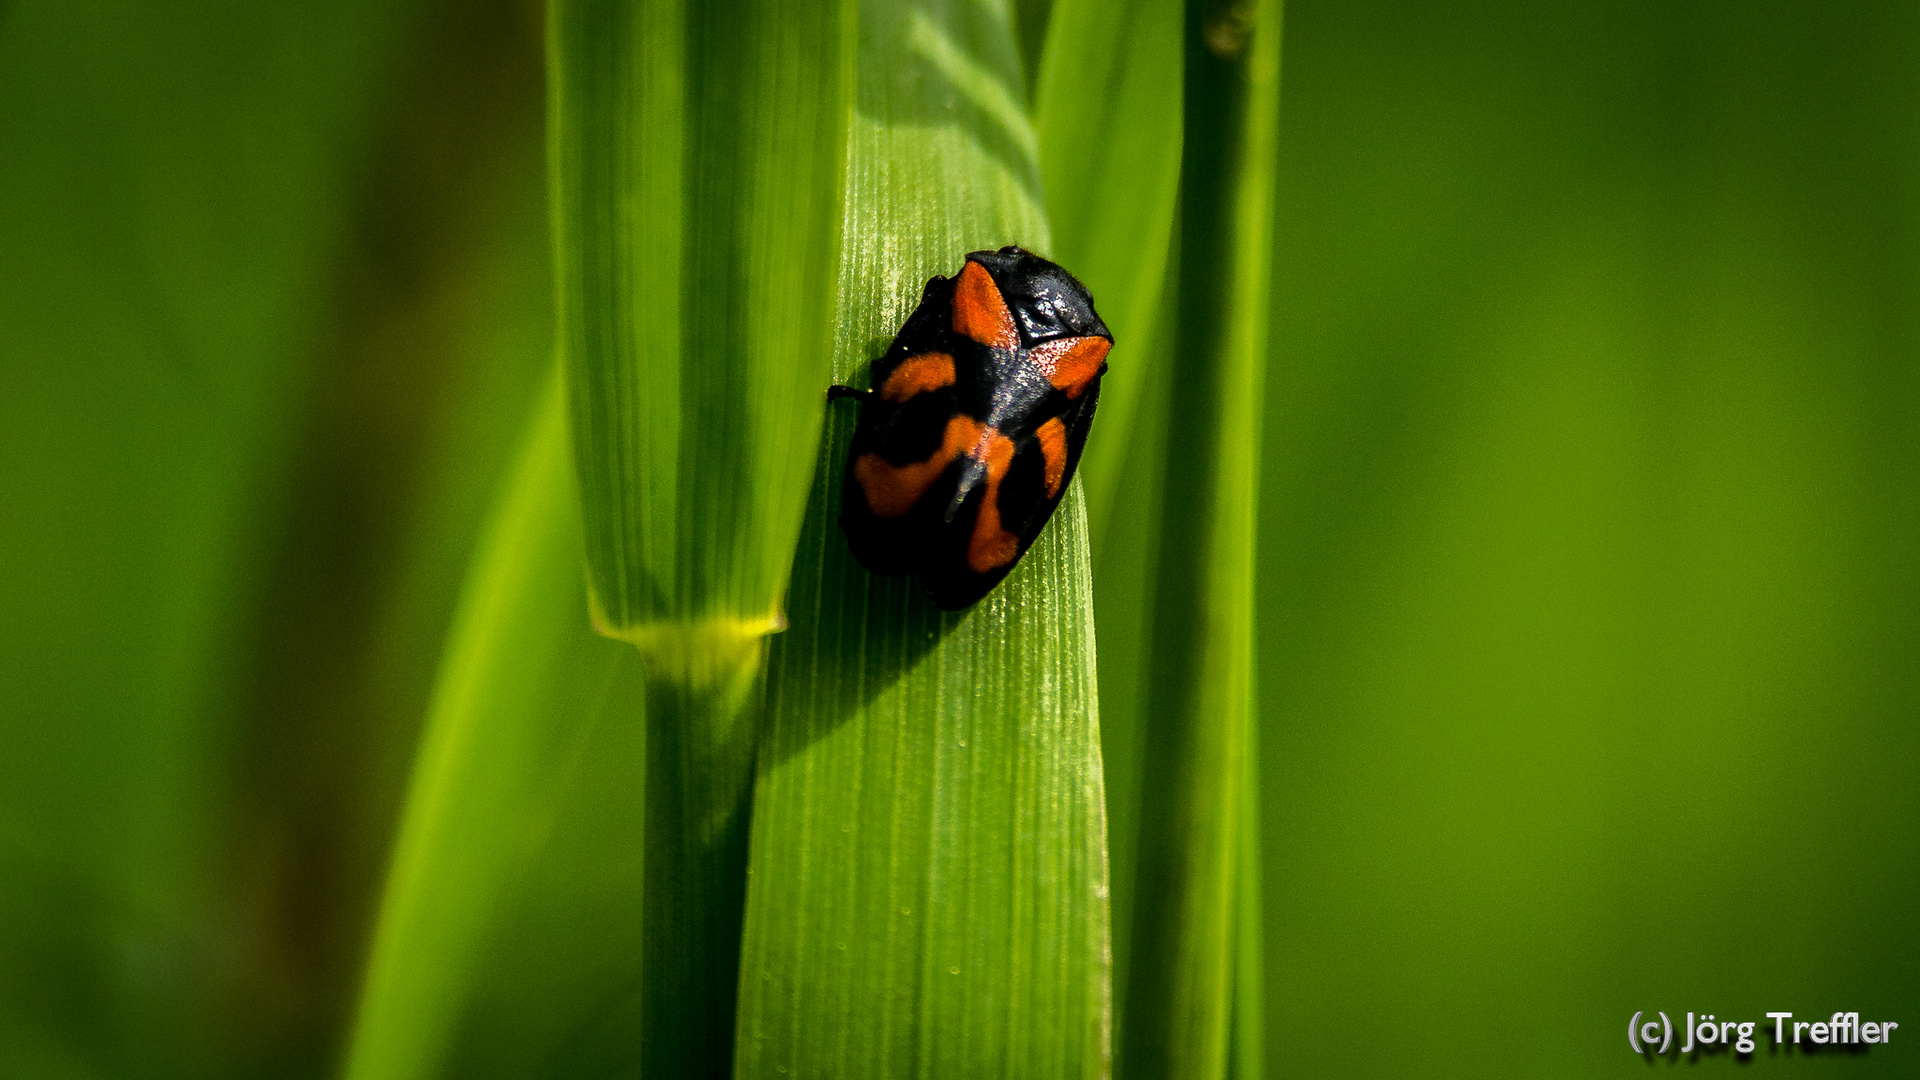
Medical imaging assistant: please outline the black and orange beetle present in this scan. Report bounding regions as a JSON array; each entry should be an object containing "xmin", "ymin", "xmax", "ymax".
[{"xmin": 828, "ymin": 246, "xmax": 1111, "ymax": 608}]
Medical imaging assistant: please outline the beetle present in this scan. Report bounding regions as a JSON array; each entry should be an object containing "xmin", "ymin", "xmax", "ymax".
[{"xmin": 827, "ymin": 245, "xmax": 1112, "ymax": 608}]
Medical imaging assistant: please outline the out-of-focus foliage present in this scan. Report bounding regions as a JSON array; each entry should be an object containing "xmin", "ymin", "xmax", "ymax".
[
  {"xmin": 3, "ymin": 1, "xmax": 1915, "ymax": 1079},
  {"xmin": 0, "ymin": 0, "xmax": 411, "ymax": 1074},
  {"xmin": 0, "ymin": 0, "xmax": 551, "ymax": 1075},
  {"xmin": 342, "ymin": 383, "xmax": 647, "ymax": 1080}
]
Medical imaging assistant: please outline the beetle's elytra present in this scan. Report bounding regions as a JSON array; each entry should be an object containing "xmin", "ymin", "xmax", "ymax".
[{"xmin": 828, "ymin": 246, "xmax": 1111, "ymax": 608}]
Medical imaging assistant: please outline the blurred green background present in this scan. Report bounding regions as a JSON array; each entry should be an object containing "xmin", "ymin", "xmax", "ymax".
[
  {"xmin": 1259, "ymin": 2, "xmax": 1918, "ymax": 1075},
  {"xmin": 1, "ymin": 0, "xmax": 1913, "ymax": 1077}
]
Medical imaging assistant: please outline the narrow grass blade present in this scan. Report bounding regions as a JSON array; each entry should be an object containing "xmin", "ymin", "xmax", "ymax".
[
  {"xmin": 1081, "ymin": 272, "xmax": 1183, "ymax": 1053},
  {"xmin": 1012, "ymin": 0, "xmax": 1055, "ymax": 97},
  {"xmin": 343, "ymin": 382, "xmax": 647, "ymax": 1080},
  {"xmin": 1230, "ymin": 683, "xmax": 1267, "ymax": 1080},
  {"xmin": 1030, "ymin": 0, "xmax": 1186, "ymax": 1042},
  {"xmin": 1121, "ymin": 0, "xmax": 1282, "ymax": 1076},
  {"xmin": 1034, "ymin": 0, "xmax": 1185, "ymax": 535},
  {"xmin": 550, "ymin": 0, "xmax": 856, "ymax": 640},
  {"xmin": 731, "ymin": 1, "xmax": 1110, "ymax": 1075},
  {"xmin": 548, "ymin": 1, "xmax": 856, "ymax": 1070},
  {"xmin": 222, "ymin": 17, "xmax": 558, "ymax": 1072}
]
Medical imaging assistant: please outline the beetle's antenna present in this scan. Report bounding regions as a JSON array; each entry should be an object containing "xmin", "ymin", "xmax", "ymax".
[{"xmin": 825, "ymin": 384, "xmax": 868, "ymax": 402}]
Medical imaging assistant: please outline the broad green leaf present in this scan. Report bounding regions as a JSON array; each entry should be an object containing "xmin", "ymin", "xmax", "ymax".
[
  {"xmin": 547, "ymin": 1, "xmax": 856, "ymax": 1070},
  {"xmin": 343, "ymin": 382, "xmax": 646, "ymax": 1080},
  {"xmin": 0, "ymin": 2, "xmax": 418, "ymax": 1074},
  {"xmin": 1118, "ymin": 1, "xmax": 1283, "ymax": 1077},
  {"xmin": 1030, "ymin": 0, "xmax": 1185, "ymax": 1041},
  {"xmin": 731, "ymin": 0, "xmax": 1110, "ymax": 1075}
]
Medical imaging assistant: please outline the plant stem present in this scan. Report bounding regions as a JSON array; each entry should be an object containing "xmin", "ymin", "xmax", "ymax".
[
  {"xmin": 1123, "ymin": 0, "xmax": 1280, "ymax": 1075},
  {"xmin": 637, "ymin": 640, "xmax": 763, "ymax": 1077}
]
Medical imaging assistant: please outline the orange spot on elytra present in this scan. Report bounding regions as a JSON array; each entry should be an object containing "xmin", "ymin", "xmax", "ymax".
[
  {"xmin": 952, "ymin": 261, "xmax": 1018, "ymax": 350},
  {"xmin": 854, "ymin": 415, "xmax": 983, "ymax": 518},
  {"xmin": 1035, "ymin": 417, "xmax": 1068, "ymax": 498},
  {"xmin": 850, "ymin": 409, "xmax": 1027, "ymax": 572},
  {"xmin": 964, "ymin": 426, "xmax": 1020, "ymax": 573},
  {"xmin": 880, "ymin": 352, "xmax": 956, "ymax": 402},
  {"xmin": 1027, "ymin": 335, "xmax": 1110, "ymax": 398}
]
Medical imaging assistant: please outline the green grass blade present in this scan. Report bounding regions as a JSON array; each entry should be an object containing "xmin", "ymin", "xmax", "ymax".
[
  {"xmin": 224, "ymin": 20, "xmax": 559, "ymax": 1072},
  {"xmin": 1030, "ymin": 0, "xmax": 1186, "ymax": 1043},
  {"xmin": 343, "ymin": 382, "xmax": 646, "ymax": 1080},
  {"xmin": 1011, "ymin": 0, "xmax": 1055, "ymax": 98},
  {"xmin": 1230, "ymin": 683, "xmax": 1267, "ymax": 1080},
  {"xmin": 1034, "ymin": 0, "xmax": 1185, "ymax": 537},
  {"xmin": 1080, "ymin": 274, "xmax": 1183, "ymax": 1054},
  {"xmin": 548, "ymin": 2, "xmax": 856, "ymax": 1069},
  {"xmin": 551, "ymin": 0, "xmax": 856, "ymax": 641},
  {"xmin": 731, "ymin": 1, "xmax": 1110, "ymax": 1075},
  {"xmin": 1121, "ymin": 0, "xmax": 1282, "ymax": 1076}
]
